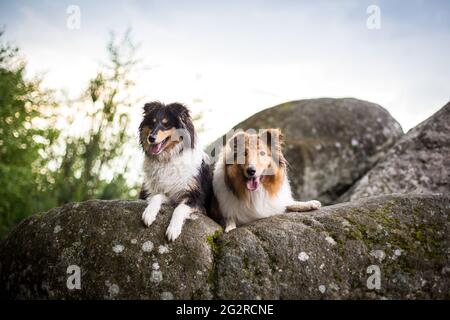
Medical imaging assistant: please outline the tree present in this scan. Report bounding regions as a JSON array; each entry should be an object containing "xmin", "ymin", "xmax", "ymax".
[
  {"xmin": 50, "ymin": 30, "xmax": 140, "ymax": 204},
  {"xmin": 0, "ymin": 30, "xmax": 141, "ymax": 239},
  {"xmin": 0, "ymin": 31, "xmax": 59, "ymax": 238}
]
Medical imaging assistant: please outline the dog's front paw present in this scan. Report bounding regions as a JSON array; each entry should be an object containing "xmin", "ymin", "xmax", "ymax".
[
  {"xmin": 224, "ymin": 220, "xmax": 236, "ymax": 233},
  {"xmin": 225, "ymin": 225, "xmax": 236, "ymax": 233},
  {"xmin": 142, "ymin": 205, "xmax": 159, "ymax": 227},
  {"xmin": 308, "ymin": 200, "xmax": 321, "ymax": 210},
  {"xmin": 166, "ymin": 220, "xmax": 183, "ymax": 242}
]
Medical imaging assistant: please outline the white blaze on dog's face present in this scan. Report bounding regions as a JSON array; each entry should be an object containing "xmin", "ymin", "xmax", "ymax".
[
  {"xmin": 224, "ymin": 129, "xmax": 285, "ymax": 197},
  {"xmin": 139, "ymin": 102, "xmax": 195, "ymax": 157}
]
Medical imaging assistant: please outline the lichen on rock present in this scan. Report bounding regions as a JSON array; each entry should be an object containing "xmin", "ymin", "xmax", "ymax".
[
  {"xmin": 341, "ymin": 101, "xmax": 450, "ymax": 201},
  {"xmin": 0, "ymin": 200, "xmax": 221, "ymax": 299}
]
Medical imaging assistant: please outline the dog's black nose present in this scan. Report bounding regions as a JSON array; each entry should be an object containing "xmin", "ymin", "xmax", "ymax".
[
  {"xmin": 246, "ymin": 167, "xmax": 256, "ymax": 177},
  {"xmin": 148, "ymin": 135, "xmax": 156, "ymax": 143}
]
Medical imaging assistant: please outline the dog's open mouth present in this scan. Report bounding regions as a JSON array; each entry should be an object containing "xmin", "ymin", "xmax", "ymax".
[
  {"xmin": 246, "ymin": 176, "xmax": 261, "ymax": 191},
  {"xmin": 149, "ymin": 137, "xmax": 170, "ymax": 155}
]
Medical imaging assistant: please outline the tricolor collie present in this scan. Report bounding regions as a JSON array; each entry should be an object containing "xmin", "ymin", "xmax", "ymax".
[
  {"xmin": 139, "ymin": 102, "xmax": 212, "ymax": 241},
  {"xmin": 212, "ymin": 129, "xmax": 321, "ymax": 232}
]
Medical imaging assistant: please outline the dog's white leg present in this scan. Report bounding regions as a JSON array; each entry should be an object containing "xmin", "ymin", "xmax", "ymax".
[
  {"xmin": 286, "ymin": 200, "xmax": 321, "ymax": 212},
  {"xmin": 142, "ymin": 194, "xmax": 167, "ymax": 227},
  {"xmin": 224, "ymin": 219, "xmax": 236, "ymax": 233},
  {"xmin": 166, "ymin": 203, "xmax": 192, "ymax": 242}
]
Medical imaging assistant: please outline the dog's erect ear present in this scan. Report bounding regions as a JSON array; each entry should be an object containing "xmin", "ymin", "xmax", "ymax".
[
  {"xmin": 143, "ymin": 101, "xmax": 163, "ymax": 115},
  {"xmin": 168, "ymin": 103, "xmax": 190, "ymax": 120},
  {"xmin": 259, "ymin": 128, "xmax": 284, "ymax": 149},
  {"xmin": 224, "ymin": 131, "xmax": 246, "ymax": 164},
  {"xmin": 227, "ymin": 131, "xmax": 246, "ymax": 150},
  {"xmin": 169, "ymin": 103, "xmax": 195, "ymax": 148},
  {"xmin": 259, "ymin": 128, "xmax": 286, "ymax": 167}
]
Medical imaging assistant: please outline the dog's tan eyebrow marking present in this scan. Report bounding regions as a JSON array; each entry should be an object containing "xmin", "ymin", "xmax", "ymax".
[{"xmin": 162, "ymin": 118, "xmax": 168, "ymax": 124}]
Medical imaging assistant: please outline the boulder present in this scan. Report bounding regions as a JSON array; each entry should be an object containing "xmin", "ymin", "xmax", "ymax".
[
  {"xmin": 0, "ymin": 200, "xmax": 221, "ymax": 299},
  {"xmin": 340, "ymin": 101, "xmax": 450, "ymax": 202},
  {"xmin": 207, "ymin": 98, "xmax": 403, "ymax": 205},
  {"xmin": 214, "ymin": 194, "xmax": 450, "ymax": 299},
  {"xmin": 1, "ymin": 194, "xmax": 449, "ymax": 299}
]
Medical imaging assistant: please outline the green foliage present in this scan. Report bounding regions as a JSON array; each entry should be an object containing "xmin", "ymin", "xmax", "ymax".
[
  {"xmin": 0, "ymin": 32, "xmax": 59, "ymax": 237},
  {"xmin": 0, "ymin": 30, "xmax": 140, "ymax": 239},
  {"xmin": 49, "ymin": 30, "xmax": 141, "ymax": 204},
  {"xmin": 52, "ymin": 31, "xmax": 140, "ymax": 203}
]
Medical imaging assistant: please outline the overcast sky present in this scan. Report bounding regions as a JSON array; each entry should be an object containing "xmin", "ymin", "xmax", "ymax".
[{"xmin": 1, "ymin": 0, "xmax": 449, "ymax": 182}]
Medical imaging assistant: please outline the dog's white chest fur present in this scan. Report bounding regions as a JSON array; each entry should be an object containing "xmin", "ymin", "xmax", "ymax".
[
  {"xmin": 213, "ymin": 158, "xmax": 294, "ymax": 226},
  {"xmin": 143, "ymin": 147, "xmax": 204, "ymax": 200}
]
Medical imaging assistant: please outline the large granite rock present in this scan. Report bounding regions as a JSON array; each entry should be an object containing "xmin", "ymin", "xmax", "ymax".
[
  {"xmin": 214, "ymin": 194, "xmax": 450, "ymax": 299},
  {"xmin": 340, "ymin": 102, "xmax": 450, "ymax": 202},
  {"xmin": 207, "ymin": 98, "xmax": 403, "ymax": 205},
  {"xmin": 0, "ymin": 200, "xmax": 221, "ymax": 299},
  {"xmin": 1, "ymin": 194, "xmax": 449, "ymax": 299}
]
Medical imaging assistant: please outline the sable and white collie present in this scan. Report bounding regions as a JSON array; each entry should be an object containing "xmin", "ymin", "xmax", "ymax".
[
  {"xmin": 212, "ymin": 129, "xmax": 321, "ymax": 232},
  {"xmin": 139, "ymin": 102, "xmax": 212, "ymax": 241}
]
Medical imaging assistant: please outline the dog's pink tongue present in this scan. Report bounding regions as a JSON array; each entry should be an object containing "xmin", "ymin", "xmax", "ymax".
[
  {"xmin": 150, "ymin": 142, "xmax": 163, "ymax": 154},
  {"xmin": 246, "ymin": 177, "xmax": 260, "ymax": 191}
]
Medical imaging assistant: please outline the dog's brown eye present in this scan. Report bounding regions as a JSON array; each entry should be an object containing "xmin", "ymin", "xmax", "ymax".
[{"xmin": 260, "ymin": 151, "xmax": 266, "ymax": 156}]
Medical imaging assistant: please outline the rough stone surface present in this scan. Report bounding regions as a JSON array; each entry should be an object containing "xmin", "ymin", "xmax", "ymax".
[
  {"xmin": 340, "ymin": 102, "xmax": 450, "ymax": 202},
  {"xmin": 214, "ymin": 194, "xmax": 450, "ymax": 299},
  {"xmin": 207, "ymin": 98, "xmax": 403, "ymax": 205},
  {"xmin": 1, "ymin": 195, "xmax": 449, "ymax": 299},
  {"xmin": 0, "ymin": 200, "xmax": 221, "ymax": 299}
]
